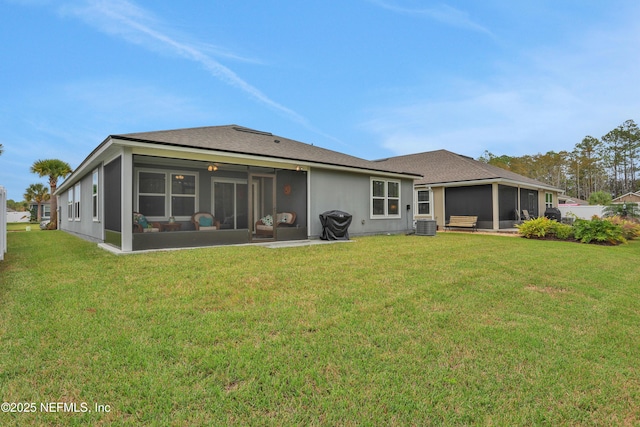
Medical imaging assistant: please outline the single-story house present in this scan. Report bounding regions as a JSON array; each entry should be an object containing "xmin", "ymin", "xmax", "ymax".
[
  {"xmin": 56, "ymin": 125, "xmax": 421, "ymax": 252},
  {"xmin": 612, "ymin": 192, "xmax": 640, "ymax": 204},
  {"xmin": 375, "ymin": 150, "xmax": 563, "ymax": 230},
  {"xmin": 29, "ymin": 201, "xmax": 51, "ymax": 220}
]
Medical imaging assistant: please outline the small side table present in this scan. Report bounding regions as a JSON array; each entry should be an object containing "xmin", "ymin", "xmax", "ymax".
[{"xmin": 160, "ymin": 223, "xmax": 182, "ymax": 232}]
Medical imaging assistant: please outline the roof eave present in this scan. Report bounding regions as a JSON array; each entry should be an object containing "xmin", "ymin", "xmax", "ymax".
[{"xmin": 416, "ymin": 177, "xmax": 562, "ymax": 192}]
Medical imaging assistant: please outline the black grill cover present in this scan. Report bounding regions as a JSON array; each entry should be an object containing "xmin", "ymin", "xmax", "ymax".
[
  {"xmin": 319, "ymin": 210, "xmax": 352, "ymax": 240},
  {"xmin": 544, "ymin": 207, "xmax": 561, "ymax": 221}
]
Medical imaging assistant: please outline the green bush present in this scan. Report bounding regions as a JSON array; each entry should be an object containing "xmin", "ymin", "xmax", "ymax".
[
  {"xmin": 573, "ymin": 217, "xmax": 626, "ymax": 245},
  {"xmin": 549, "ymin": 221, "xmax": 574, "ymax": 240},
  {"xmin": 605, "ymin": 216, "xmax": 640, "ymax": 240},
  {"xmin": 517, "ymin": 217, "xmax": 553, "ymax": 238},
  {"xmin": 517, "ymin": 217, "xmax": 573, "ymax": 240},
  {"xmin": 603, "ymin": 202, "xmax": 639, "ymax": 219}
]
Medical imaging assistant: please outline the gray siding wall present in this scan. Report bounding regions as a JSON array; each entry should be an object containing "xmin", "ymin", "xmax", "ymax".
[
  {"xmin": 309, "ymin": 168, "xmax": 414, "ymax": 237},
  {"xmin": 60, "ymin": 168, "xmax": 103, "ymax": 242}
]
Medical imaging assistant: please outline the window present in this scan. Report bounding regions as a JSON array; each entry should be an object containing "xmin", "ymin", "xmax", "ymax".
[
  {"xmin": 92, "ymin": 169, "xmax": 99, "ymax": 220},
  {"xmin": 68, "ymin": 189, "xmax": 73, "ymax": 220},
  {"xmin": 136, "ymin": 170, "xmax": 198, "ymax": 220},
  {"xmin": 545, "ymin": 193, "xmax": 553, "ymax": 209},
  {"xmin": 371, "ymin": 178, "xmax": 401, "ymax": 218},
  {"xmin": 417, "ymin": 189, "xmax": 431, "ymax": 215},
  {"xmin": 171, "ymin": 174, "xmax": 196, "ymax": 217},
  {"xmin": 73, "ymin": 183, "xmax": 81, "ymax": 220},
  {"xmin": 138, "ymin": 171, "xmax": 166, "ymax": 217}
]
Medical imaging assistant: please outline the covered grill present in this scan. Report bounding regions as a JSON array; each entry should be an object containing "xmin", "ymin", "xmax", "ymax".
[
  {"xmin": 544, "ymin": 207, "xmax": 562, "ymax": 222},
  {"xmin": 319, "ymin": 210, "xmax": 352, "ymax": 240}
]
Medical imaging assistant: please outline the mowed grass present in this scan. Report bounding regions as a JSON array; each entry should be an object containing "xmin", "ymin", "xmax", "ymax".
[
  {"xmin": 5, "ymin": 222, "xmax": 41, "ymax": 232},
  {"xmin": 1, "ymin": 231, "xmax": 639, "ymax": 426}
]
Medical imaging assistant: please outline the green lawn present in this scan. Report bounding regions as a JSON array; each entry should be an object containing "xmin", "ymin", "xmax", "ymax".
[
  {"xmin": 5, "ymin": 222, "xmax": 41, "ymax": 232},
  {"xmin": 1, "ymin": 230, "xmax": 639, "ymax": 426}
]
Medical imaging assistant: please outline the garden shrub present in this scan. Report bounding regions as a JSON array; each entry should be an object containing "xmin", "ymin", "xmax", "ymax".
[
  {"xmin": 549, "ymin": 221, "xmax": 574, "ymax": 240},
  {"xmin": 603, "ymin": 202, "xmax": 639, "ymax": 219},
  {"xmin": 573, "ymin": 217, "xmax": 626, "ymax": 245},
  {"xmin": 605, "ymin": 216, "xmax": 640, "ymax": 240},
  {"xmin": 517, "ymin": 217, "xmax": 553, "ymax": 238},
  {"xmin": 517, "ymin": 217, "xmax": 573, "ymax": 240}
]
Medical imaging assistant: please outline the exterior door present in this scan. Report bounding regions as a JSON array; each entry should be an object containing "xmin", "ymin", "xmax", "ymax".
[{"xmin": 249, "ymin": 174, "xmax": 276, "ymax": 241}]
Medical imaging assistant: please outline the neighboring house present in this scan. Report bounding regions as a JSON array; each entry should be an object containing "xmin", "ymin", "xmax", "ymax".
[
  {"xmin": 375, "ymin": 150, "xmax": 563, "ymax": 231},
  {"xmin": 29, "ymin": 201, "xmax": 51, "ymax": 220},
  {"xmin": 55, "ymin": 125, "xmax": 420, "ymax": 252},
  {"xmin": 558, "ymin": 196, "xmax": 589, "ymax": 206},
  {"xmin": 612, "ymin": 192, "xmax": 640, "ymax": 204}
]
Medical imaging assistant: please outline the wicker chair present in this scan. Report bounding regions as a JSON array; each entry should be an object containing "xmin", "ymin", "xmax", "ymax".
[
  {"xmin": 191, "ymin": 212, "xmax": 221, "ymax": 231},
  {"xmin": 133, "ymin": 212, "xmax": 160, "ymax": 233},
  {"xmin": 255, "ymin": 212, "xmax": 296, "ymax": 236}
]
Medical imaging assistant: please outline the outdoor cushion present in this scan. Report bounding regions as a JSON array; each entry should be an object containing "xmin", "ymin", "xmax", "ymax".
[
  {"xmin": 199, "ymin": 216, "xmax": 213, "ymax": 227},
  {"xmin": 261, "ymin": 215, "xmax": 273, "ymax": 227},
  {"xmin": 277, "ymin": 213, "xmax": 291, "ymax": 223},
  {"xmin": 134, "ymin": 213, "xmax": 148, "ymax": 228}
]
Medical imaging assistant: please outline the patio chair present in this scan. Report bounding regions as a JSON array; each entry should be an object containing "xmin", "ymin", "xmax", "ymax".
[
  {"xmin": 255, "ymin": 212, "xmax": 296, "ymax": 236},
  {"xmin": 521, "ymin": 210, "xmax": 534, "ymax": 221},
  {"xmin": 191, "ymin": 212, "xmax": 220, "ymax": 231},
  {"xmin": 133, "ymin": 212, "xmax": 160, "ymax": 233}
]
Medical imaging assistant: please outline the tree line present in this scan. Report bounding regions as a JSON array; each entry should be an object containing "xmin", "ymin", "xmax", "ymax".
[{"xmin": 479, "ymin": 119, "xmax": 640, "ymax": 201}]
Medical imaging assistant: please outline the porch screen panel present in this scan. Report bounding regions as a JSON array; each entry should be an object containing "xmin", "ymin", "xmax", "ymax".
[
  {"xmin": 236, "ymin": 184, "xmax": 248, "ymax": 229},
  {"xmin": 104, "ymin": 157, "xmax": 121, "ymax": 232},
  {"xmin": 214, "ymin": 182, "xmax": 234, "ymax": 227},
  {"xmin": 445, "ymin": 185, "xmax": 493, "ymax": 221},
  {"xmin": 213, "ymin": 181, "xmax": 249, "ymax": 229},
  {"xmin": 520, "ymin": 190, "xmax": 539, "ymax": 217},
  {"xmin": 498, "ymin": 185, "xmax": 518, "ymax": 221}
]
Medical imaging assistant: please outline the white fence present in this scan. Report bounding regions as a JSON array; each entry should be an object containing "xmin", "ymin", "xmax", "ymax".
[
  {"xmin": 558, "ymin": 205, "xmax": 605, "ymax": 220},
  {"xmin": 1, "ymin": 186, "xmax": 6, "ymax": 261},
  {"xmin": 7, "ymin": 211, "xmax": 30, "ymax": 222}
]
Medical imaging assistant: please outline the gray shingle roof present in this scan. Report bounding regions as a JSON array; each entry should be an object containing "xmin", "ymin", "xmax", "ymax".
[
  {"xmin": 114, "ymin": 125, "xmax": 420, "ymax": 177},
  {"xmin": 375, "ymin": 149, "xmax": 559, "ymax": 189}
]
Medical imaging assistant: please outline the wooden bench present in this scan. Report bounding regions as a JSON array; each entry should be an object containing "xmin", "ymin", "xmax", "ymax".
[{"xmin": 445, "ymin": 215, "xmax": 478, "ymax": 232}]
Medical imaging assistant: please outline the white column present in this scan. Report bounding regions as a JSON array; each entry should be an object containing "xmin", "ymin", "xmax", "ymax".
[
  {"xmin": 492, "ymin": 183, "xmax": 500, "ymax": 231},
  {"xmin": 121, "ymin": 147, "xmax": 134, "ymax": 252}
]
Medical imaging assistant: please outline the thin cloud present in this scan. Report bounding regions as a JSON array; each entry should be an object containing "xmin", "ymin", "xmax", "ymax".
[
  {"xmin": 60, "ymin": 0, "xmax": 319, "ymax": 132},
  {"xmin": 368, "ymin": 0, "xmax": 493, "ymax": 37},
  {"xmin": 363, "ymin": 7, "xmax": 640, "ymax": 159}
]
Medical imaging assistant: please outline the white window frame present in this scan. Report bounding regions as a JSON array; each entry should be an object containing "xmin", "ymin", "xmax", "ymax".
[
  {"xmin": 135, "ymin": 169, "xmax": 199, "ymax": 221},
  {"xmin": 170, "ymin": 172, "xmax": 198, "ymax": 220},
  {"xmin": 67, "ymin": 189, "xmax": 73, "ymax": 221},
  {"xmin": 415, "ymin": 188, "xmax": 432, "ymax": 218},
  {"xmin": 92, "ymin": 169, "xmax": 99, "ymax": 221},
  {"xmin": 545, "ymin": 192, "xmax": 553, "ymax": 209},
  {"xmin": 370, "ymin": 177, "xmax": 401, "ymax": 219},
  {"xmin": 73, "ymin": 182, "xmax": 81, "ymax": 221}
]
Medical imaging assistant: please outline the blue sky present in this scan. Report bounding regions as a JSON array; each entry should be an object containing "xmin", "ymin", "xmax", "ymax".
[{"xmin": 2, "ymin": 0, "xmax": 640, "ymax": 201}]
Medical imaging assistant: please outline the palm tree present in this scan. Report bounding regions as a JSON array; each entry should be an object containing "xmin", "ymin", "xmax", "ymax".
[
  {"xmin": 30, "ymin": 159, "xmax": 72, "ymax": 229},
  {"xmin": 24, "ymin": 183, "xmax": 50, "ymax": 222}
]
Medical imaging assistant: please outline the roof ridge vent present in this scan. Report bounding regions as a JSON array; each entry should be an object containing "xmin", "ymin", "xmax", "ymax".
[{"xmin": 232, "ymin": 126, "xmax": 273, "ymax": 136}]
